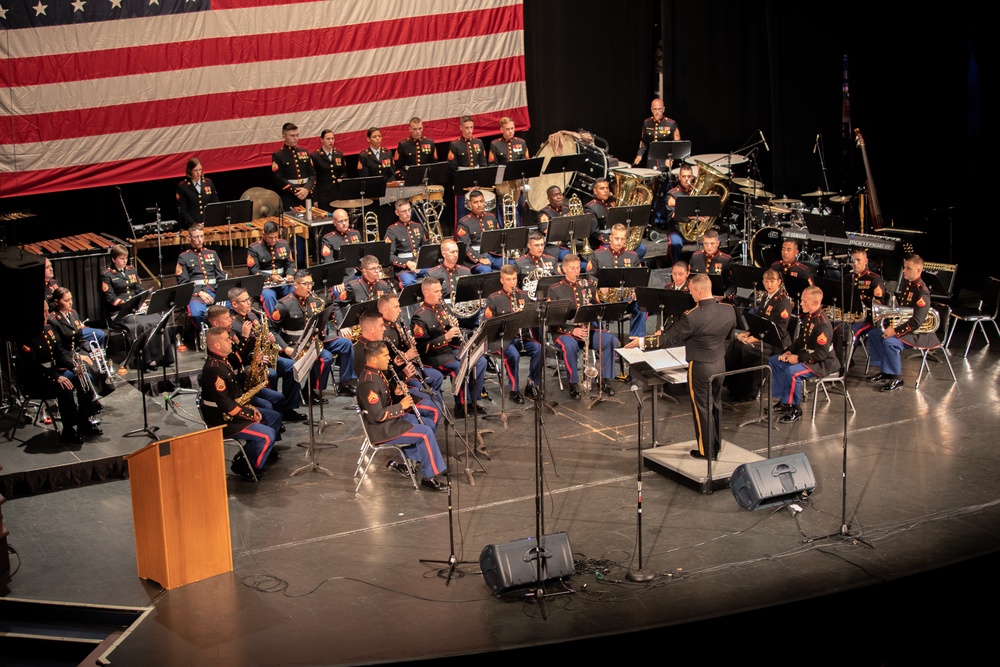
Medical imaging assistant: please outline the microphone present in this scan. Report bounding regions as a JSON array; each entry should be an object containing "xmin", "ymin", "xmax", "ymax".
[
  {"xmin": 813, "ymin": 133, "xmax": 820, "ymax": 154},
  {"xmin": 630, "ymin": 384, "xmax": 642, "ymax": 406},
  {"xmin": 759, "ymin": 130, "xmax": 770, "ymax": 152}
]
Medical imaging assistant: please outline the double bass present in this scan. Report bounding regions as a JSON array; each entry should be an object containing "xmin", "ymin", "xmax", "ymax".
[{"xmin": 854, "ymin": 128, "xmax": 883, "ymax": 232}]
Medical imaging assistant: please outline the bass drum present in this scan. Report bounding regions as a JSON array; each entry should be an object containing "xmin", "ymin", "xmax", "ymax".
[
  {"xmin": 751, "ymin": 226, "xmax": 784, "ymax": 268},
  {"xmin": 527, "ymin": 131, "xmax": 608, "ymax": 211}
]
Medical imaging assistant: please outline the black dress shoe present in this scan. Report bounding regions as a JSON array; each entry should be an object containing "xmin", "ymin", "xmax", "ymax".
[
  {"xmin": 337, "ymin": 384, "xmax": 356, "ymax": 397},
  {"xmin": 230, "ymin": 453, "xmax": 258, "ymax": 482},
  {"xmin": 524, "ymin": 384, "xmax": 539, "ymax": 399},
  {"xmin": 386, "ymin": 460, "xmax": 412, "ymax": 478},
  {"xmin": 509, "ymin": 391, "xmax": 525, "ymax": 404},
  {"xmin": 569, "ymin": 383, "xmax": 581, "ymax": 399},
  {"xmin": 770, "ymin": 402, "xmax": 792, "ymax": 414},
  {"xmin": 267, "ymin": 449, "xmax": 281, "ymax": 463},
  {"xmin": 279, "ymin": 424, "xmax": 286, "ymax": 434},
  {"xmin": 421, "ymin": 477, "xmax": 449, "ymax": 492},
  {"xmin": 689, "ymin": 449, "xmax": 708, "ymax": 459},
  {"xmin": 881, "ymin": 378, "xmax": 903, "ymax": 392},
  {"xmin": 453, "ymin": 405, "xmax": 466, "ymax": 418},
  {"xmin": 599, "ymin": 382, "xmax": 616, "ymax": 396},
  {"xmin": 480, "ymin": 388, "xmax": 491, "ymax": 402},
  {"xmin": 779, "ymin": 407, "xmax": 802, "ymax": 423},
  {"xmin": 79, "ymin": 423, "xmax": 103, "ymax": 437},
  {"xmin": 867, "ymin": 372, "xmax": 889, "ymax": 383},
  {"xmin": 474, "ymin": 405, "xmax": 487, "ymax": 415},
  {"xmin": 93, "ymin": 401, "xmax": 103, "ymax": 414},
  {"xmin": 282, "ymin": 411, "xmax": 307, "ymax": 422},
  {"xmin": 309, "ymin": 394, "xmax": 328, "ymax": 405},
  {"xmin": 60, "ymin": 428, "xmax": 83, "ymax": 444}
]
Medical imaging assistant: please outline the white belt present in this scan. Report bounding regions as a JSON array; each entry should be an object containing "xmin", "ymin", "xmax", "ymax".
[{"xmin": 398, "ymin": 252, "xmax": 414, "ymax": 259}]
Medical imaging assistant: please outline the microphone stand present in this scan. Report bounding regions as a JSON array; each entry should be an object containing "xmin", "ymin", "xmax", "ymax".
[{"xmin": 626, "ymin": 384, "xmax": 653, "ymax": 582}]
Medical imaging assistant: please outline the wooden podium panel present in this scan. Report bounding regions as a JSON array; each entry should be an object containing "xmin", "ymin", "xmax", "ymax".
[{"xmin": 125, "ymin": 427, "xmax": 232, "ymax": 590}]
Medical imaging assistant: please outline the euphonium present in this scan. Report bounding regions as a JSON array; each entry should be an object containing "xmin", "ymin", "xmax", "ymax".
[
  {"xmin": 679, "ymin": 160, "xmax": 729, "ymax": 243},
  {"xmin": 871, "ymin": 303, "xmax": 940, "ymax": 333}
]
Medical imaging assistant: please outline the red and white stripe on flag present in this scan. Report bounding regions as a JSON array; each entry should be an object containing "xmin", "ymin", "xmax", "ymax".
[{"xmin": 0, "ymin": 0, "xmax": 529, "ymax": 198}]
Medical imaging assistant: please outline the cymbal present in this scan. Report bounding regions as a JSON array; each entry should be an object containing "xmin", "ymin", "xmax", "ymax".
[
  {"xmin": 772, "ymin": 197, "xmax": 801, "ymax": 205},
  {"xmin": 800, "ymin": 189, "xmax": 837, "ymax": 197},
  {"xmin": 740, "ymin": 187, "xmax": 776, "ymax": 199},
  {"xmin": 686, "ymin": 152, "xmax": 749, "ymax": 167},
  {"xmin": 763, "ymin": 204, "xmax": 792, "ymax": 214},
  {"xmin": 731, "ymin": 177, "xmax": 764, "ymax": 189},
  {"xmin": 331, "ymin": 198, "xmax": 373, "ymax": 209},
  {"xmin": 829, "ymin": 195, "xmax": 852, "ymax": 204}
]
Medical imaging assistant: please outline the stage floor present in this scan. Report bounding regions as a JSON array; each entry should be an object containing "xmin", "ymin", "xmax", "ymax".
[{"xmin": 2, "ymin": 331, "xmax": 999, "ymax": 664}]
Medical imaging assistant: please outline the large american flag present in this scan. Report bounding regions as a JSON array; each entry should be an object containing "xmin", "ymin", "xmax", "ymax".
[{"xmin": 0, "ymin": 0, "xmax": 529, "ymax": 198}]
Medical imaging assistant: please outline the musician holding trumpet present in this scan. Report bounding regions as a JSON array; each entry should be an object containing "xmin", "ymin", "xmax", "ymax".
[{"xmin": 866, "ymin": 254, "xmax": 936, "ymax": 392}]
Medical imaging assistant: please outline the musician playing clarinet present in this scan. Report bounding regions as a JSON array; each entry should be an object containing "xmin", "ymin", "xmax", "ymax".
[{"xmin": 357, "ymin": 341, "xmax": 449, "ymax": 491}]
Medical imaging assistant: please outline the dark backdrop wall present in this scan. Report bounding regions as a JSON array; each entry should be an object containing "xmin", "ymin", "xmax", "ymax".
[{"xmin": 2, "ymin": 1, "xmax": 989, "ymax": 290}]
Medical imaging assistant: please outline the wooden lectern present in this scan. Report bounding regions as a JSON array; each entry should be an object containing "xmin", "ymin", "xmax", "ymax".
[{"xmin": 124, "ymin": 427, "xmax": 232, "ymax": 590}]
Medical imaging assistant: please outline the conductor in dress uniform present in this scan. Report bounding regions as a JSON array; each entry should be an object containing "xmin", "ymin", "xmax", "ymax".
[{"xmin": 661, "ymin": 273, "xmax": 737, "ymax": 459}]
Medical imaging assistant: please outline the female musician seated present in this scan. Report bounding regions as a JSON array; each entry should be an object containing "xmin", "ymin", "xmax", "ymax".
[{"xmin": 101, "ymin": 244, "xmax": 175, "ymax": 370}]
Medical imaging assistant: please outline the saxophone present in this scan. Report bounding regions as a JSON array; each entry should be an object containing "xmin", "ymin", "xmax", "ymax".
[
  {"xmin": 579, "ymin": 279, "xmax": 598, "ymax": 392},
  {"xmin": 243, "ymin": 314, "xmax": 280, "ymax": 391}
]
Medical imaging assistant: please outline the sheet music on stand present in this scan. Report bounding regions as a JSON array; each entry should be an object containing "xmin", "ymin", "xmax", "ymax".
[
  {"xmin": 616, "ymin": 346, "xmax": 688, "ymax": 383},
  {"xmin": 454, "ymin": 327, "xmax": 488, "ymax": 398}
]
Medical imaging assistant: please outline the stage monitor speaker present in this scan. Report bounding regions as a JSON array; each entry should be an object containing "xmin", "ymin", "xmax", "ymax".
[
  {"xmin": 479, "ymin": 531, "xmax": 574, "ymax": 595},
  {"xmin": 0, "ymin": 249, "xmax": 45, "ymax": 341},
  {"xmin": 731, "ymin": 453, "xmax": 816, "ymax": 511}
]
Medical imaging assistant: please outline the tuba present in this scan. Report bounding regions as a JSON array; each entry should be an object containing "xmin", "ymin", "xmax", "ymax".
[
  {"xmin": 679, "ymin": 160, "xmax": 729, "ymax": 242},
  {"xmin": 872, "ymin": 304, "xmax": 939, "ymax": 334}
]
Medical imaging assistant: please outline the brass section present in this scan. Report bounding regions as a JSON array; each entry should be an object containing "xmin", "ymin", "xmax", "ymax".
[{"xmin": 872, "ymin": 304, "xmax": 940, "ymax": 334}]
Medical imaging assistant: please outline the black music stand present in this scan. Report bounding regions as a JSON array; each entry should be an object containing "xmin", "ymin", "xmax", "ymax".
[
  {"xmin": 545, "ymin": 215, "xmax": 592, "ymax": 255},
  {"xmin": 289, "ymin": 308, "xmax": 339, "ymax": 476},
  {"xmin": 204, "ymin": 199, "xmax": 253, "ymax": 271},
  {"xmin": 594, "ymin": 267, "xmax": 651, "ymax": 293},
  {"xmin": 534, "ymin": 275, "xmax": 564, "ymax": 303},
  {"xmin": 338, "ymin": 177, "xmax": 388, "ymax": 219},
  {"xmin": 213, "ymin": 274, "xmax": 265, "ymax": 304},
  {"xmin": 145, "ymin": 282, "xmax": 196, "ymax": 402},
  {"xmin": 393, "ymin": 282, "xmax": 420, "ymax": 308},
  {"xmin": 635, "ymin": 287, "xmax": 694, "ymax": 334},
  {"xmin": 453, "ymin": 166, "xmax": 501, "ymax": 192},
  {"xmin": 803, "ymin": 212, "xmax": 848, "ymax": 265},
  {"xmin": 607, "ymin": 205, "xmax": 652, "ymax": 232},
  {"xmin": 122, "ymin": 310, "xmax": 171, "ymax": 440},
  {"xmin": 339, "ymin": 299, "xmax": 380, "ymax": 332},
  {"xmin": 479, "ymin": 306, "xmax": 535, "ymax": 428},
  {"xmin": 732, "ymin": 264, "xmax": 766, "ymax": 308},
  {"xmin": 481, "ymin": 228, "xmax": 528, "ymax": 267},
  {"xmin": 738, "ymin": 312, "xmax": 787, "ymax": 429},
  {"xmin": 540, "ymin": 153, "xmax": 588, "ymax": 199},
  {"xmin": 306, "ymin": 260, "xmax": 347, "ymax": 296},
  {"xmin": 649, "ymin": 140, "xmax": 692, "ymax": 167},
  {"xmin": 454, "ymin": 272, "xmax": 501, "ymax": 306},
  {"xmin": 674, "ymin": 195, "xmax": 722, "ymax": 221},
  {"xmin": 336, "ymin": 241, "xmax": 390, "ymax": 271},
  {"xmin": 111, "ymin": 288, "xmax": 151, "ymax": 326},
  {"xmin": 403, "ymin": 162, "xmax": 450, "ymax": 188},
  {"xmin": 415, "ymin": 244, "xmax": 444, "ymax": 271},
  {"xmin": 498, "ymin": 157, "xmax": 544, "ymax": 183},
  {"xmin": 572, "ymin": 302, "xmax": 629, "ymax": 408}
]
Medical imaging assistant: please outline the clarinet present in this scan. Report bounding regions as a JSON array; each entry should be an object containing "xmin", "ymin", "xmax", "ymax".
[
  {"xmin": 385, "ymin": 338, "xmax": 431, "ymax": 394},
  {"xmin": 395, "ymin": 319, "xmax": 427, "ymax": 374},
  {"xmin": 385, "ymin": 363, "xmax": 424, "ymax": 425}
]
